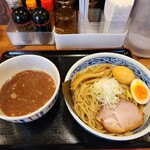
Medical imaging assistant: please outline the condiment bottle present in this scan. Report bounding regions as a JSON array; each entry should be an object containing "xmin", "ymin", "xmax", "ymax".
[
  {"xmin": 54, "ymin": 0, "xmax": 78, "ymax": 10},
  {"xmin": 32, "ymin": 7, "xmax": 52, "ymax": 44},
  {"xmin": 32, "ymin": 7, "xmax": 52, "ymax": 32},
  {"xmin": 12, "ymin": 6, "xmax": 34, "ymax": 43},
  {"xmin": 12, "ymin": 6, "xmax": 34, "ymax": 32},
  {"xmin": 26, "ymin": 0, "xmax": 37, "ymax": 13},
  {"xmin": 55, "ymin": 0, "xmax": 77, "ymax": 34},
  {"xmin": 41, "ymin": 0, "xmax": 55, "ymax": 29},
  {"xmin": 89, "ymin": 0, "xmax": 99, "ymax": 8}
]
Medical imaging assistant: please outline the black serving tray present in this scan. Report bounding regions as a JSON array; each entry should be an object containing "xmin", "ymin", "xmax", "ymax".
[{"xmin": 0, "ymin": 49, "xmax": 149, "ymax": 150}]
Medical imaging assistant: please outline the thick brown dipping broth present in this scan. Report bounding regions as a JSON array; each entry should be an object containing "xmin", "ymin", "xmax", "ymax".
[{"xmin": 0, "ymin": 70, "xmax": 56, "ymax": 116}]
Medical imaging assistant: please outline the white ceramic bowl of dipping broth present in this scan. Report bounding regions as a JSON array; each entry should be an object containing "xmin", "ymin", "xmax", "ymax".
[
  {"xmin": 0, "ymin": 55, "xmax": 60, "ymax": 123},
  {"xmin": 64, "ymin": 52, "xmax": 150, "ymax": 141}
]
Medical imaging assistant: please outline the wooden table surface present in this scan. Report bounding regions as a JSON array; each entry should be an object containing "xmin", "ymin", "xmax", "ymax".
[
  {"xmin": 1, "ymin": 25, "xmax": 150, "ymax": 70},
  {"xmin": 0, "ymin": 25, "xmax": 56, "ymax": 55}
]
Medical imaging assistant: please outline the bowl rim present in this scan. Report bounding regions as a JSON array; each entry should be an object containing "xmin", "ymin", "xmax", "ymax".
[
  {"xmin": 64, "ymin": 52, "xmax": 150, "ymax": 141},
  {"xmin": 0, "ymin": 54, "xmax": 60, "ymax": 120}
]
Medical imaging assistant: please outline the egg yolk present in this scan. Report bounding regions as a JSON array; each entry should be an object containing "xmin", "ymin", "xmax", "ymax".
[
  {"xmin": 133, "ymin": 84, "xmax": 148, "ymax": 101},
  {"xmin": 130, "ymin": 79, "xmax": 150, "ymax": 104}
]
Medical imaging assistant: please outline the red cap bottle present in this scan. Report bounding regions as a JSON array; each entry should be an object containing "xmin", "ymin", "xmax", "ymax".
[
  {"xmin": 41, "ymin": 0, "xmax": 54, "ymax": 28},
  {"xmin": 41, "ymin": 0, "xmax": 54, "ymax": 11}
]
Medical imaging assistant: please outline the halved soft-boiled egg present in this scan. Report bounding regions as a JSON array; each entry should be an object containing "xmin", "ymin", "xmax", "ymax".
[{"xmin": 130, "ymin": 79, "xmax": 150, "ymax": 104}]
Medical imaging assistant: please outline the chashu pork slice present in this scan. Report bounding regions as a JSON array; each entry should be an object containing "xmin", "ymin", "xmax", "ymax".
[{"xmin": 96, "ymin": 100, "xmax": 144, "ymax": 134}]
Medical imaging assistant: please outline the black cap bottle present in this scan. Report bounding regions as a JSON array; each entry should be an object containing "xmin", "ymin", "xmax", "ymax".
[
  {"xmin": 12, "ymin": 6, "xmax": 34, "ymax": 43},
  {"xmin": 32, "ymin": 7, "xmax": 52, "ymax": 32},
  {"xmin": 32, "ymin": 7, "xmax": 52, "ymax": 44},
  {"xmin": 12, "ymin": 6, "xmax": 34, "ymax": 32}
]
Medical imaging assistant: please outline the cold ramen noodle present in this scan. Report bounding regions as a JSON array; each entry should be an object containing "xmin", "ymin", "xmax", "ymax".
[
  {"xmin": 71, "ymin": 64, "xmax": 150, "ymax": 135},
  {"xmin": 0, "ymin": 70, "xmax": 56, "ymax": 117}
]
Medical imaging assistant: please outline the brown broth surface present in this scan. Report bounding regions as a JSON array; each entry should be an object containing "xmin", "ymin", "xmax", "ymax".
[{"xmin": 0, "ymin": 70, "xmax": 56, "ymax": 116}]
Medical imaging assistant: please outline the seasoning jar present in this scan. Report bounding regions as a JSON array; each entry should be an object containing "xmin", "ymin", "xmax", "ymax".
[
  {"xmin": 32, "ymin": 7, "xmax": 52, "ymax": 32},
  {"xmin": 89, "ymin": 0, "xmax": 99, "ymax": 8},
  {"xmin": 56, "ymin": 0, "xmax": 74, "ymax": 8},
  {"xmin": 41, "ymin": 0, "xmax": 55, "ymax": 29},
  {"xmin": 88, "ymin": 0, "xmax": 102, "ymax": 22},
  {"xmin": 12, "ymin": 6, "xmax": 35, "ymax": 43},
  {"xmin": 55, "ymin": 0, "xmax": 77, "ymax": 34},
  {"xmin": 26, "ymin": 0, "xmax": 37, "ymax": 13},
  {"xmin": 12, "ymin": 6, "xmax": 34, "ymax": 32},
  {"xmin": 32, "ymin": 7, "xmax": 52, "ymax": 44}
]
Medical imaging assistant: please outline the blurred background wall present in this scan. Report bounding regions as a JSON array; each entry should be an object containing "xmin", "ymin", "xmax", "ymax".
[{"xmin": 0, "ymin": 0, "xmax": 10, "ymax": 25}]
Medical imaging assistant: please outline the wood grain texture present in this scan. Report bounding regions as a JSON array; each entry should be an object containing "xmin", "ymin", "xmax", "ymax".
[
  {"xmin": 0, "ymin": 25, "xmax": 150, "ymax": 72},
  {"xmin": 0, "ymin": 0, "xmax": 10, "ymax": 25}
]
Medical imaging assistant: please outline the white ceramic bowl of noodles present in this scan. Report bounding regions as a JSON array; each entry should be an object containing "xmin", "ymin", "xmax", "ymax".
[
  {"xmin": 64, "ymin": 52, "xmax": 150, "ymax": 141},
  {"xmin": 0, "ymin": 55, "xmax": 60, "ymax": 123}
]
